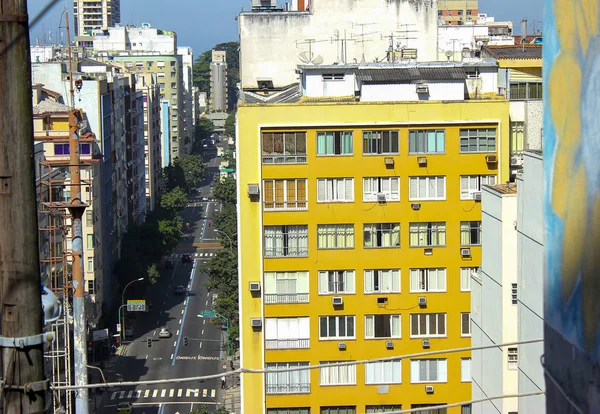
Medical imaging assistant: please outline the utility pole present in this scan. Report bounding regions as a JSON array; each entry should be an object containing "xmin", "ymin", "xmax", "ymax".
[
  {"xmin": 65, "ymin": 11, "xmax": 90, "ymax": 414},
  {"xmin": 0, "ymin": 0, "xmax": 47, "ymax": 412}
]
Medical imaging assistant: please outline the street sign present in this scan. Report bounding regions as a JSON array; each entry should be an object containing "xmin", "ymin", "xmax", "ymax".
[
  {"xmin": 127, "ymin": 299, "xmax": 146, "ymax": 312},
  {"xmin": 198, "ymin": 311, "xmax": 216, "ymax": 318},
  {"xmin": 116, "ymin": 323, "xmax": 121, "ymax": 333}
]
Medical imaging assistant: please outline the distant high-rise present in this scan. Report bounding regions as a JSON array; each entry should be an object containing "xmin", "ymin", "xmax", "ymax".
[
  {"xmin": 74, "ymin": 0, "xmax": 121, "ymax": 37},
  {"xmin": 438, "ymin": 0, "xmax": 479, "ymax": 25},
  {"xmin": 209, "ymin": 50, "xmax": 228, "ymax": 112}
]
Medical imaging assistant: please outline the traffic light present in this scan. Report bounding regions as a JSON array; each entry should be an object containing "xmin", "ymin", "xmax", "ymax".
[
  {"xmin": 184, "ymin": 336, "xmax": 189, "ymax": 346},
  {"xmin": 147, "ymin": 338, "xmax": 152, "ymax": 348}
]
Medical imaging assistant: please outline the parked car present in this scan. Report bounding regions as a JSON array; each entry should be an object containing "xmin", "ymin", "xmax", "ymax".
[
  {"xmin": 165, "ymin": 259, "xmax": 173, "ymax": 269},
  {"xmin": 158, "ymin": 327, "xmax": 172, "ymax": 338},
  {"xmin": 173, "ymin": 285, "xmax": 186, "ymax": 295},
  {"xmin": 181, "ymin": 253, "xmax": 192, "ymax": 263},
  {"xmin": 117, "ymin": 402, "xmax": 133, "ymax": 414}
]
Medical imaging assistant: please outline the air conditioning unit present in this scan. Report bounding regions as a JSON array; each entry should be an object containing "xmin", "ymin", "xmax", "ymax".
[
  {"xmin": 247, "ymin": 184, "xmax": 260, "ymax": 196},
  {"xmin": 424, "ymin": 248, "xmax": 433, "ymax": 256},
  {"xmin": 416, "ymin": 84, "xmax": 429, "ymax": 94},
  {"xmin": 411, "ymin": 203, "xmax": 421, "ymax": 211},
  {"xmin": 250, "ymin": 318, "xmax": 262, "ymax": 328},
  {"xmin": 486, "ymin": 154, "xmax": 498, "ymax": 163},
  {"xmin": 461, "ymin": 248, "xmax": 471, "ymax": 257},
  {"xmin": 422, "ymin": 339, "xmax": 431, "ymax": 348},
  {"xmin": 385, "ymin": 341, "xmax": 394, "ymax": 349},
  {"xmin": 332, "ymin": 296, "xmax": 343, "ymax": 306},
  {"xmin": 384, "ymin": 157, "xmax": 394, "ymax": 166},
  {"xmin": 338, "ymin": 342, "xmax": 346, "ymax": 350},
  {"xmin": 377, "ymin": 193, "xmax": 387, "ymax": 202},
  {"xmin": 425, "ymin": 385, "xmax": 434, "ymax": 394},
  {"xmin": 472, "ymin": 192, "xmax": 482, "ymax": 201},
  {"xmin": 418, "ymin": 296, "xmax": 427, "ymax": 307},
  {"xmin": 417, "ymin": 156, "xmax": 427, "ymax": 166},
  {"xmin": 249, "ymin": 282, "xmax": 261, "ymax": 292}
]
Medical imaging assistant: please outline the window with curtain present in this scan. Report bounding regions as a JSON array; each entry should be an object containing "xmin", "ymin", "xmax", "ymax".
[
  {"xmin": 459, "ymin": 175, "xmax": 497, "ymax": 200},
  {"xmin": 461, "ymin": 405, "xmax": 472, "ymax": 414},
  {"xmin": 86, "ymin": 211, "xmax": 93, "ymax": 226},
  {"xmin": 264, "ymin": 271, "xmax": 309, "ymax": 304},
  {"xmin": 510, "ymin": 121, "xmax": 524, "ymax": 153},
  {"xmin": 86, "ymin": 234, "xmax": 94, "ymax": 249},
  {"xmin": 408, "ymin": 176, "xmax": 446, "ymax": 201},
  {"xmin": 408, "ymin": 130, "xmax": 445, "ymax": 154},
  {"xmin": 87, "ymin": 259, "xmax": 93, "ymax": 272},
  {"xmin": 364, "ymin": 269, "xmax": 401, "ymax": 293},
  {"xmin": 320, "ymin": 361, "xmax": 356, "ymax": 385},
  {"xmin": 365, "ymin": 315, "xmax": 401, "ymax": 339},
  {"xmin": 267, "ymin": 409, "xmax": 310, "ymax": 414},
  {"xmin": 264, "ymin": 226, "xmax": 309, "ymax": 257},
  {"xmin": 410, "ymin": 313, "xmax": 447, "ymax": 338},
  {"xmin": 409, "ymin": 269, "xmax": 446, "ymax": 293},
  {"xmin": 320, "ymin": 407, "xmax": 356, "ymax": 414},
  {"xmin": 363, "ymin": 223, "xmax": 400, "ymax": 248},
  {"xmin": 318, "ymin": 270, "xmax": 355, "ymax": 294},
  {"xmin": 265, "ymin": 317, "xmax": 310, "ymax": 349},
  {"xmin": 54, "ymin": 143, "xmax": 70, "ymax": 155},
  {"xmin": 461, "ymin": 358, "xmax": 472, "ymax": 382},
  {"xmin": 265, "ymin": 362, "xmax": 311, "ymax": 394},
  {"xmin": 461, "ymin": 313, "xmax": 471, "ymax": 337},
  {"xmin": 460, "ymin": 221, "xmax": 481, "ymax": 245},
  {"xmin": 365, "ymin": 361, "xmax": 402, "ymax": 384},
  {"xmin": 319, "ymin": 316, "xmax": 355, "ymax": 339},
  {"xmin": 317, "ymin": 224, "xmax": 354, "ymax": 249},
  {"xmin": 262, "ymin": 132, "xmax": 307, "ymax": 164},
  {"xmin": 409, "ymin": 359, "xmax": 448, "ymax": 383},
  {"xmin": 263, "ymin": 179, "xmax": 308, "ymax": 210},
  {"xmin": 460, "ymin": 268, "xmax": 476, "ymax": 291},
  {"xmin": 317, "ymin": 178, "xmax": 354, "ymax": 202},
  {"xmin": 317, "ymin": 131, "xmax": 353, "ymax": 155},
  {"xmin": 363, "ymin": 177, "xmax": 400, "ymax": 202},
  {"xmin": 362, "ymin": 130, "xmax": 399, "ymax": 155},
  {"xmin": 366, "ymin": 405, "xmax": 403, "ymax": 413},
  {"xmin": 409, "ymin": 222, "xmax": 446, "ymax": 247},
  {"xmin": 459, "ymin": 128, "xmax": 497, "ymax": 153}
]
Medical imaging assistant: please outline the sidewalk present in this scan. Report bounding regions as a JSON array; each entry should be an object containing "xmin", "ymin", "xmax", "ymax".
[{"xmin": 222, "ymin": 352, "xmax": 241, "ymax": 413}]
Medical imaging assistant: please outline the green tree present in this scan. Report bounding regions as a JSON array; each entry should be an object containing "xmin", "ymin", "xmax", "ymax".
[
  {"xmin": 214, "ymin": 203, "xmax": 237, "ymax": 245},
  {"xmin": 205, "ymin": 250, "xmax": 238, "ymax": 297},
  {"xmin": 213, "ymin": 176, "xmax": 237, "ymax": 205},
  {"xmin": 195, "ymin": 117, "xmax": 215, "ymax": 143},
  {"xmin": 158, "ymin": 216, "xmax": 183, "ymax": 253},
  {"xmin": 225, "ymin": 111, "xmax": 236, "ymax": 138},
  {"xmin": 163, "ymin": 162, "xmax": 186, "ymax": 192},
  {"xmin": 147, "ymin": 263, "xmax": 160, "ymax": 284},
  {"xmin": 179, "ymin": 154, "xmax": 205, "ymax": 190},
  {"xmin": 160, "ymin": 187, "xmax": 188, "ymax": 216}
]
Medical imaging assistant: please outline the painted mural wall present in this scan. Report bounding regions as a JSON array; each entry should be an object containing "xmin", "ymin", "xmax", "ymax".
[{"xmin": 544, "ymin": 0, "xmax": 600, "ymax": 412}]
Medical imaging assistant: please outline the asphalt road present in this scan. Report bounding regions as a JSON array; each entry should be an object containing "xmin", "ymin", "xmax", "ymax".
[{"xmin": 99, "ymin": 139, "xmax": 229, "ymax": 414}]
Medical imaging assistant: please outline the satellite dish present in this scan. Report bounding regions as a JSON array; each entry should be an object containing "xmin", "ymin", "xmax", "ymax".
[
  {"xmin": 312, "ymin": 55, "xmax": 324, "ymax": 65},
  {"xmin": 299, "ymin": 51, "xmax": 311, "ymax": 63},
  {"xmin": 445, "ymin": 50, "xmax": 453, "ymax": 61},
  {"xmin": 476, "ymin": 40, "xmax": 484, "ymax": 49}
]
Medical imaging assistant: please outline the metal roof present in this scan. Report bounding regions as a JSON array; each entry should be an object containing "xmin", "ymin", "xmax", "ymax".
[
  {"xmin": 483, "ymin": 46, "xmax": 542, "ymax": 60},
  {"xmin": 357, "ymin": 67, "xmax": 467, "ymax": 82}
]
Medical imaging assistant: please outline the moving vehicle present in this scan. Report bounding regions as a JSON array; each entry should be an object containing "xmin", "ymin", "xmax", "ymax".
[
  {"xmin": 173, "ymin": 285, "xmax": 187, "ymax": 295},
  {"xmin": 117, "ymin": 402, "xmax": 133, "ymax": 413},
  {"xmin": 158, "ymin": 327, "xmax": 172, "ymax": 338},
  {"xmin": 181, "ymin": 253, "xmax": 192, "ymax": 263}
]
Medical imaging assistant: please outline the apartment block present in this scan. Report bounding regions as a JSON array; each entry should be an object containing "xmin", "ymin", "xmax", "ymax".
[
  {"xmin": 210, "ymin": 50, "xmax": 228, "ymax": 112},
  {"xmin": 74, "ymin": 0, "xmax": 121, "ymax": 37},
  {"xmin": 438, "ymin": 0, "xmax": 479, "ymax": 25},
  {"xmin": 237, "ymin": 62, "xmax": 510, "ymax": 413},
  {"xmin": 178, "ymin": 46, "xmax": 194, "ymax": 153}
]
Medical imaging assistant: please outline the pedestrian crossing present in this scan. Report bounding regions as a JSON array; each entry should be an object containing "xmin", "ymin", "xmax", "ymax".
[
  {"xmin": 170, "ymin": 252, "xmax": 215, "ymax": 258},
  {"xmin": 109, "ymin": 388, "xmax": 216, "ymax": 401}
]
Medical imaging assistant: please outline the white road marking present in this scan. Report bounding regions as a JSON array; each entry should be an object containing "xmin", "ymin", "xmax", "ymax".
[
  {"xmin": 118, "ymin": 391, "xmax": 125, "ymax": 398},
  {"xmin": 170, "ymin": 353, "xmax": 174, "ymax": 360},
  {"xmin": 202, "ymin": 389, "xmax": 208, "ymax": 397},
  {"xmin": 181, "ymin": 309, "xmax": 184, "ymax": 315},
  {"xmin": 176, "ymin": 329, "xmax": 180, "ymax": 335},
  {"xmin": 169, "ymin": 389, "xmax": 174, "ymax": 397},
  {"xmin": 145, "ymin": 354, "xmax": 148, "ymax": 360},
  {"xmin": 110, "ymin": 392, "xmax": 118, "ymax": 400},
  {"xmin": 161, "ymin": 389, "xmax": 166, "ymax": 398},
  {"xmin": 211, "ymin": 389, "xmax": 216, "ymax": 398},
  {"xmin": 199, "ymin": 341, "xmax": 203, "ymax": 348},
  {"xmin": 206, "ymin": 291, "xmax": 210, "ymax": 297},
  {"xmin": 177, "ymin": 389, "xmax": 183, "ymax": 397},
  {"xmin": 205, "ymin": 300, "xmax": 209, "ymax": 305},
  {"xmin": 144, "ymin": 390, "xmax": 150, "ymax": 398},
  {"xmin": 184, "ymin": 299, "xmax": 188, "ymax": 306},
  {"xmin": 127, "ymin": 390, "xmax": 133, "ymax": 398},
  {"xmin": 135, "ymin": 390, "xmax": 142, "ymax": 398},
  {"xmin": 152, "ymin": 389, "xmax": 158, "ymax": 398},
  {"xmin": 153, "ymin": 330, "xmax": 157, "ymax": 336},
  {"xmin": 179, "ymin": 318, "xmax": 182, "ymax": 325},
  {"xmin": 173, "ymin": 341, "xmax": 177, "ymax": 347},
  {"xmin": 201, "ymin": 329, "xmax": 204, "ymax": 335}
]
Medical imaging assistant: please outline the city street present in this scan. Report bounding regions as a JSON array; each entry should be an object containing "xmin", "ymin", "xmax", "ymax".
[{"xmin": 98, "ymin": 139, "xmax": 229, "ymax": 414}]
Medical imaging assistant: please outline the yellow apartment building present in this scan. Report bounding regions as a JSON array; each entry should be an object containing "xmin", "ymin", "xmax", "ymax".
[{"xmin": 237, "ymin": 64, "xmax": 510, "ymax": 414}]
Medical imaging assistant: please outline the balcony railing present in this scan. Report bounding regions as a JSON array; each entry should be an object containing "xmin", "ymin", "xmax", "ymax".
[
  {"xmin": 264, "ymin": 293, "xmax": 309, "ymax": 304},
  {"xmin": 263, "ymin": 201, "xmax": 308, "ymax": 211},
  {"xmin": 266, "ymin": 383, "xmax": 310, "ymax": 395},
  {"xmin": 265, "ymin": 338, "xmax": 310, "ymax": 350},
  {"xmin": 262, "ymin": 154, "xmax": 307, "ymax": 164}
]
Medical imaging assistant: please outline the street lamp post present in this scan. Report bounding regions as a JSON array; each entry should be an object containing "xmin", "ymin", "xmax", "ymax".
[
  {"xmin": 120, "ymin": 277, "xmax": 144, "ymax": 342},
  {"xmin": 214, "ymin": 229, "xmax": 233, "ymax": 249}
]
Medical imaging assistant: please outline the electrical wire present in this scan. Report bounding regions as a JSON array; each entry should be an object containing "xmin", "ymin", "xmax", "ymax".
[{"xmin": 50, "ymin": 338, "xmax": 543, "ymax": 391}]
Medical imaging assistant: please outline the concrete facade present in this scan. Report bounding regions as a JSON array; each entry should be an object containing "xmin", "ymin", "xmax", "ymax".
[
  {"xmin": 438, "ymin": 0, "xmax": 478, "ymax": 25},
  {"xmin": 178, "ymin": 46, "xmax": 194, "ymax": 150},
  {"xmin": 74, "ymin": 0, "xmax": 121, "ymax": 37},
  {"xmin": 210, "ymin": 50, "xmax": 228, "ymax": 112},
  {"xmin": 92, "ymin": 23, "xmax": 177, "ymax": 55}
]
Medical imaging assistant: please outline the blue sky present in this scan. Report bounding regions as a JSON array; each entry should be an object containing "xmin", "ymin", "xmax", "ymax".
[{"xmin": 27, "ymin": 0, "xmax": 543, "ymax": 59}]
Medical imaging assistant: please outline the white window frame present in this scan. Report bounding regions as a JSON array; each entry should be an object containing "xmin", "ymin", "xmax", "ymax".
[
  {"xmin": 365, "ymin": 360, "xmax": 402, "ymax": 384},
  {"xmin": 409, "ymin": 176, "xmax": 446, "ymax": 201},
  {"xmin": 265, "ymin": 317, "xmax": 310, "ymax": 350},
  {"xmin": 363, "ymin": 223, "xmax": 400, "ymax": 248},
  {"xmin": 409, "ymin": 269, "xmax": 447, "ymax": 293},
  {"xmin": 265, "ymin": 362, "xmax": 311, "ymax": 394},
  {"xmin": 264, "ymin": 271, "xmax": 309, "ymax": 304},
  {"xmin": 460, "ymin": 128, "xmax": 497, "ymax": 153},
  {"xmin": 408, "ymin": 222, "xmax": 446, "ymax": 247},
  {"xmin": 408, "ymin": 130, "xmax": 446, "ymax": 154},
  {"xmin": 318, "ymin": 270, "xmax": 355, "ymax": 295},
  {"xmin": 363, "ymin": 177, "xmax": 400, "ymax": 202},
  {"xmin": 460, "ymin": 175, "xmax": 497, "ymax": 200},
  {"xmin": 317, "ymin": 224, "xmax": 354, "ymax": 249},
  {"xmin": 317, "ymin": 178, "xmax": 354, "ymax": 202},
  {"xmin": 461, "ymin": 312, "xmax": 471, "ymax": 337},
  {"xmin": 460, "ymin": 221, "xmax": 482, "ymax": 246},
  {"xmin": 460, "ymin": 268, "xmax": 476, "ymax": 292},
  {"xmin": 316, "ymin": 131, "xmax": 353, "ymax": 156},
  {"xmin": 320, "ymin": 361, "xmax": 356, "ymax": 386},
  {"xmin": 364, "ymin": 314, "xmax": 401, "ymax": 339},
  {"xmin": 264, "ymin": 225, "xmax": 309, "ymax": 258},
  {"xmin": 364, "ymin": 269, "xmax": 401, "ymax": 294},
  {"xmin": 410, "ymin": 359, "xmax": 448, "ymax": 383},
  {"xmin": 410, "ymin": 313, "xmax": 447, "ymax": 338},
  {"xmin": 319, "ymin": 315, "xmax": 355, "ymax": 340},
  {"xmin": 461, "ymin": 358, "xmax": 472, "ymax": 382},
  {"xmin": 263, "ymin": 179, "xmax": 308, "ymax": 211},
  {"xmin": 508, "ymin": 348, "xmax": 518, "ymax": 370},
  {"xmin": 512, "ymin": 283, "xmax": 518, "ymax": 304},
  {"xmin": 363, "ymin": 130, "xmax": 400, "ymax": 155}
]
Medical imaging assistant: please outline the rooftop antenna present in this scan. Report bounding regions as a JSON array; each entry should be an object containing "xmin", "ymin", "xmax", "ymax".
[
  {"xmin": 351, "ymin": 22, "xmax": 379, "ymax": 63},
  {"xmin": 521, "ymin": 18, "xmax": 528, "ymax": 51},
  {"xmin": 296, "ymin": 38, "xmax": 327, "ymax": 64}
]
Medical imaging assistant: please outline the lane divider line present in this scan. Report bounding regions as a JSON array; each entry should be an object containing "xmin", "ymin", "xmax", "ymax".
[{"xmin": 171, "ymin": 259, "xmax": 198, "ymax": 366}]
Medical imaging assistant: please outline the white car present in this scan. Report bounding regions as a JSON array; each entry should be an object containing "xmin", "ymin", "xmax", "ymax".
[{"xmin": 158, "ymin": 328, "xmax": 172, "ymax": 338}]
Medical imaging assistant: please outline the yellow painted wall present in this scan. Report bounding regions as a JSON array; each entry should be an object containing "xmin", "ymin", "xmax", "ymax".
[{"xmin": 238, "ymin": 100, "xmax": 510, "ymax": 413}]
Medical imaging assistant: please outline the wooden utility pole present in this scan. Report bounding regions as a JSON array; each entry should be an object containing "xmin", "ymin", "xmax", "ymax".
[{"xmin": 0, "ymin": 0, "xmax": 47, "ymax": 412}]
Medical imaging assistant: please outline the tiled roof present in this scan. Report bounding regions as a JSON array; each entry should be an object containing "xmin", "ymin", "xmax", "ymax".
[
  {"xmin": 483, "ymin": 45, "xmax": 542, "ymax": 60},
  {"xmin": 33, "ymin": 99, "xmax": 70, "ymax": 114},
  {"xmin": 488, "ymin": 183, "xmax": 518, "ymax": 194},
  {"xmin": 357, "ymin": 67, "xmax": 467, "ymax": 82},
  {"xmin": 302, "ymin": 96, "xmax": 357, "ymax": 103}
]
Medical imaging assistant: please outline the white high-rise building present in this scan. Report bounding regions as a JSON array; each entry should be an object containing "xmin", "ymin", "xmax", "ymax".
[{"xmin": 74, "ymin": 0, "xmax": 121, "ymax": 37}]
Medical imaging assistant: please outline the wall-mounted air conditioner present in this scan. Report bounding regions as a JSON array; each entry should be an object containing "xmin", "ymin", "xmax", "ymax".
[
  {"xmin": 338, "ymin": 342, "xmax": 346, "ymax": 350},
  {"xmin": 332, "ymin": 296, "xmax": 343, "ymax": 306},
  {"xmin": 486, "ymin": 154, "xmax": 498, "ymax": 163},
  {"xmin": 247, "ymin": 184, "xmax": 259, "ymax": 196},
  {"xmin": 472, "ymin": 192, "xmax": 482, "ymax": 201},
  {"xmin": 250, "ymin": 318, "xmax": 262, "ymax": 328},
  {"xmin": 425, "ymin": 385, "xmax": 434, "ymax": 393},
  {"xmin": 422, "ymin": 339, "xmax": 431, "ymax": 348},
  {"xmin": 418, "ymin": 296, "xmax": 427, "ymax": 307},
  {"xmin": 416, "ymin": 84, "xmax": 429, "ymax": 94},
  {"xmin": 377, "ymin": 193, "xmax": 387, "ymax": 203},
  {"xmin": 385, "ymin": 341, "xmax": 394, "ymax": 349},
  {"xmin": 417, "ymin": 156, "xmax": 427, "ymax": 166},
  {"xmin": 249, "ymin": 282, "xmax": 261, "ymax": 292},
  {"xmin": 384, "ymin": 157, "xmax": 394, "ymax": 166},
  {"xmin": 461, "ymin": 248, "xmax": 471, "ymax": 257}
]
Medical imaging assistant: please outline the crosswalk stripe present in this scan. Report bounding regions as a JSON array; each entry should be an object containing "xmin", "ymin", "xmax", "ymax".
[
  {"xmin": 177, "ymin": 389, "xmax": 182, "ymax": 397},
  {"xmin": 118, "ymin": 391, "xmax": 125, "ymax": 399},
  {"xmin": 202, "ymin": 389, "xmax": 207, "ymax": 397},
  {"xmin": 144, "ymin": 390, "xmax": 150, "ymax": 398},
  {"xmin": 185, "ymin": 389, "xmax": 191, "ymax": 397},
  {"xmin": 190, "ymin": 389, "xmax": 199, "ymax": 397},
  {"xmin": 152, "ymin": 389, "xmax": 158, "ymax": 398},
  {"xmin": 161, "ymin": 389, "xmax": 166, "ymax": 398},
  {"xmin": 135, "ymin": 390, "xmax": 142, "ymax": 398},
  {"xmin": 127, "ymin": 390, "xmax": 133, "ymax": 398},
  {"xmin": 211, "ymin": 389, "xmax": 216, "ymax": 398},
  {"xmin": 110, "ymin": 392, "xmax": 118, "ymax": 400},
  {"xmin": 169, "ymin": 389, "xmax": 174, "ymax": 397}
]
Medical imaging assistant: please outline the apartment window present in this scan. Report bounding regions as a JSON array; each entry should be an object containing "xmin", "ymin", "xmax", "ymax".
[
  {"xmin": 511, "ymin": 283, "xmax": 518, "ymax": 304},
  {"xmin": 263, "ymin": 179, "xmax": 308, "ymax": 210},
  {"xmin": 265, "ymin": 317, "xmax": 310, "ymax": 349},
  {"xmin": 318, "ymin": 271, "xmax": 355, "ymax": 294},
  {"xmin": 264, "ymin": 226, "xmax": 308, "ymax": 258},
  {"xmin": 363, "ymin": 177, "xmax": 400, "ymax": 202},
  {"xmin": 410, "ymin": 359, "xmax": 448, "ymax": 383},
  {"xmin": 409, "ymin": 222, "xmax": 446, "ymax": 247},
  {"xmin": 266, "ymin": 362, "xmax": 310, "ymax": 394},
  {"xmin": 410, "ymin": 313, "xmax": 447, "ymax": 338},
  {"xmin": 157, "ymin": 72, "xmax": 166, "ymax": 78},
  {"xmin": 460, "ymin": 221, "xmax": 482, "ymax": 245},
  {"xmin": 462, "ymin": 405, "xmax": 473, "ymax": 414},
  {"xmin": 365, "ymin": 360, "xmax": 402, "ymax": 384},
  {"xmin": 320, "ymin": 361, "xmax": 356, "ymax": 385},
  {"xmin": 510, "ymin": 82, "xmax": 543, "ymax": 100},
  {"xmin": 461, "ymin": 312, "xmax": 471, "ymax": 337},
  {"xmin": 408, "ymin": 130, "xmax": 445, "ymax": 154},
  {"xmin": 86, "ymin": 211, "xmax": 93, "ymax": 226},
  {"xmin": 86, "ymin": 234, "xmax": 94, "ymax": 249},
  {"xmin": 365, "ymin": 315, "xmax": 401, "ymax": 339},
  {"xmin": 409, "ymin": 268, "xmax": 446, "ymax": 293},
  {"xmin": 54, "ymin": 143, "xmax": 70, "ymax": 155},
  {"xmin": 510, "ymin": 121, "xmax": 525, "ymax": 153},
  {"xmin": 409, "ymin": 176, "xmax": 446, "ymax": 201},
  {"xmin": 87, "ymin": 259, "xmax": 93, "ymax": 272},
  {"xmin": 508, "ymin": 348, "xmax": 518, "ymax": 370},
  {"xmin": 262, "ymin": 132, "xmax": 307, "ymax": 164},
  {"xmin": 317, "ymin": 224, "xmax": 354, "ymax": 249},
  {"xmin": 320, "ymin": 408, "xmax": 356, "ymax": 414},
  {"xmin": 363, "ymin": 223, "xmax": 400, "ymax": 248},
  {"xmin": 264, "ymin": 271, "xmax": 309, "ymax": 304},
  {"xmin": 411, "ymin": 405, "xmax": 447, "ymax": 414},
  {"xmin": 322, "ymin": 73, "xmax": 345, "ymax": 80},
  {"xmin": 459, "ymin": 128, "xmax": 497, "ymax": 153},
  {"xmin": 461, "ymin": 358, "xmax": 472, "ymax": 382},
  {"xmin": 460, "ymin": 268, "xmax": 476, "ymax": 291},
  {"xmin": 364, "ymin": 269, "xmax": 400, "ymax": 293},
  {"xmin": 170, "ymin": 82, "xmax": 176, "ymax": 88},
  {"xmin": 80, "ymin": 143, "xmax": 91, "ymax": 155},
  {"xmin": 267, "ymin": 409, "xmax": 310, "ymax": 414},
  {"xmin": 87, "ymin": 280, "xmax": 94, "ymax": 294},
  {"xmin": 366, "ymin": 405, "xmax": 402, "ymax": 413},
  {"xmin": 317, "ymin": 178, "xmax": 354, "ymax": 202},
  {"xmin": 460, "ymin": 175, "xmax": 497, "ymax": 199},
  {"xmin": 317, "ymin": 131, "xmax": 353, "ymax": 155},
  {"xmin": 363, "ymin": 130, "xmax": 399, "ymax": 155},
  {"xmin": 319, "ymin": 316, "xmax": 355, "ymax": 339}
]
